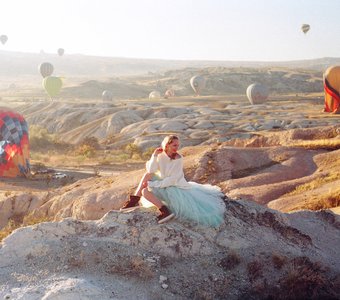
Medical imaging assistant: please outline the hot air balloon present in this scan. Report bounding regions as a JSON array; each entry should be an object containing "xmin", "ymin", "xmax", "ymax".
[
  {"xmin": 246, "ymin": 83, "xmax": 269, "ymax": 105},
  {"xmin": 0, "ymin": 35, "xmax": 8, "ymax": 45},
  {"xmin": 43, "ymin": 76, "xmax": 63, "ymax": 99},
  {"xmin": 39, "ymin": 62, "xmax": 54, "ymax": 78},
  {"xmin": 190, "ymin": 75, "xmax": 206, "ymax": 96},
  {"xmin": 102, "ymin": 90, "xmax": 113, "ymax": 101},
  {"xmin": 323, "ymin": 66, "xmax": 340, "ymax": 114},
  {"xmin": 301, "ymin": 24, "xmax": 310, "ymax": 34},
  {"xmin": 0, "ymin": 109, "xmax": 30, "ymax": 177},
  {"xmin": 164, "ymin": 89, "xmax": 175, "ymax": 99},
  {"xmin": 57, "ymin": 48, "xmax": 64, "ymax": 56},
  {"xmin": 149, "ymin": 90, "xmax": 161, "ymax": 100}
]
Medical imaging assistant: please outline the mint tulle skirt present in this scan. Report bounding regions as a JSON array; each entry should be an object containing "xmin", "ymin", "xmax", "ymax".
[{"xmin": 149, "ymin": 180, "xmax": 226, "ymax": 227}]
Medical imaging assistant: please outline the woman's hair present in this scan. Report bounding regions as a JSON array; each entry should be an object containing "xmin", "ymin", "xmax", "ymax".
[{"xmin": 161, "ymin": 135, "xmax": 179, "ymax": 150}]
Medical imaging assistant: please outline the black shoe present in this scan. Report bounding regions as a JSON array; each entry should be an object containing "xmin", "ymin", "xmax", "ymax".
[
  {"xmin": 120, "ymin": 195, "xmax": 141, "ymax": 212},
  {"xmin": 157, "ymin": 206, "xmax": 175, "ymax": 224}
]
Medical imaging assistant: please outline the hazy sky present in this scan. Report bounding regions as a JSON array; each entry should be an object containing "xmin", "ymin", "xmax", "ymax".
[{"xmin": 1, "ymin": 0, "xmax": 340, "ymax": 61}]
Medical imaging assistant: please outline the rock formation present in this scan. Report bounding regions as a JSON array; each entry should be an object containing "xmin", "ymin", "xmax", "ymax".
[{"xmin": 1, "ymin": 200, "xmax": 339, "ymax": 299}]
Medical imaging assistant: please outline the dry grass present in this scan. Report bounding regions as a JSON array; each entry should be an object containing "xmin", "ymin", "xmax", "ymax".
[
  {"xmin": 247, "ymin": 260, "xmax": 263, "ymax": 282},
  {"xmin": 289, "ymin": 139, "xmax": 340, "ymax": 151},
  {"xmin": 291, "ymin": 186, "xmax": 340, "ymax": 211},
  {"xmin": 219, "ymin": 251, "xmax": 241, "ymax": 271},
  {"xmin": 107, "ymin": 255, "xmax": 154, "ymax": 280},
  {"xmin": 243, "ymin": 256, "xmax": 339, "ymax": 300},
  {"xmin": 0, "ymin": 221, "xmax": 16, "ymax": 242},
  {"xmin": 278, "ymin": 256, "xmax": 337, "ymax": 300},
  {"xmin": 308, "ymin": 192, "xmax": 340, "ymax": 210},
  {"xmin": 30, "ymin": 148, "xmax": 142, "ymax": 169},
  {"xmin": 29, "ymin": 125, "xmax": 70, "ymax": 152},
  {"xmin": 272, "ymin": 253, "xmax": 287, "ymax": 269},
  {"xmin": 4, "ymin": 191, "xmax": 12, "ymax": 197},
  {"xmin": 287, "ymin": 172, "xmax": 340, "ymax": 196},
  {"xmin": 0, "ymin": 214, "xmax": 52, "ymax": 242},
  {"xmin": 67, "ymin": 252, "xmax": 86, "ymax": 268},
  {"xmin": 30, "ymin": 142, "xmax": 154, "ymax": 171},
  {"xmin": 29, "ymin": 127, "xmax": 147, "ymax": 169}
]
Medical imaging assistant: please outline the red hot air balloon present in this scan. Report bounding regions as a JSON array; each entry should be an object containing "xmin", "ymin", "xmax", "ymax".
[
  {"xmin": 323, "ymin": 66, "xmax": 340, "ymax": 113},
  {"xmin": 0, "ymin": 109, "xmax": 30, "ymax": 177}
]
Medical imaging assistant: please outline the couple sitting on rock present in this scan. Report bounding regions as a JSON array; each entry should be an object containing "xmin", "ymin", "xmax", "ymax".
[{"xmin": 120, "ymin": 135, "xmax": 226, "ymax": 226}]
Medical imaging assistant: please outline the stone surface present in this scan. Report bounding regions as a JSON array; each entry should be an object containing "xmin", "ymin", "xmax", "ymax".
[{"xmin": 0, "ymin": 200, "xmax": 339, "ymax": 299}]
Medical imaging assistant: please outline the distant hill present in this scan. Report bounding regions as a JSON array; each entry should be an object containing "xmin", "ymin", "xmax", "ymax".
[
  {"xmin": 0, "ymin": 50, "xmax": 339, "ymax": 78},
  {"xmin": 62, "ymin": 66, "xmax": 323, "ymax": 99}
]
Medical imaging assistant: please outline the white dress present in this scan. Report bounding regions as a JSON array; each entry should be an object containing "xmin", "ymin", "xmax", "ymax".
[{"xmin": 146, "ymin": 152, "xmax": 226, "ymax": 227}]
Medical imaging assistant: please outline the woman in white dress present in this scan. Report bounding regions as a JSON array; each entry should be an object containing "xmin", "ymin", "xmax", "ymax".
[{"xmin": 120, "ymin": 135, "xmax": 226, "ymax": 225}]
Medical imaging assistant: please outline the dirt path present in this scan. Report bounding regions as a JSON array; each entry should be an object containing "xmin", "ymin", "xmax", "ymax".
[{"xmin": 0, "ymin": 162, "xmax": 145, "ymax": 192}]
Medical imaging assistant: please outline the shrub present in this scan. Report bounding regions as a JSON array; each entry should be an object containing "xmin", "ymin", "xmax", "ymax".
[
  {"xmin": 125, "ymin": 143, "xmax": 142, "ymax": 159},
  {"xmin": 0, "ymin": 214, "xmax": 51, "ymax": 242},
  {"xmin": 78, "ymin": 136, "xmax": 100, "ymax": 150},
  {"xmin": 29, "ymin": 125, "xmax": 68, "ymax": 151},
  {"xmin": 0, "ymin": 220, "xmax": 17, "ymax": 242},
  {"xmin": 247, "ymin": 260, "xmax": 263, "ymax": 282},
  {"xmin": 107, "ymin": 255, "xmax": 153, "ymax": 280},
  {"xmin": 98, "ymin": 156, "xmax": 112, "ymax": 165},
  {"xmin": 219, "ymin": 251, "xmax": 241, "ymax": 271},
  {"xmin": 73, "ymin": 136, "xmax": 101, "ymax": 158},
  {"xmin": 272, "ymin": 253, "xmax": 287, "ymax": 269},
  {"xmin": 142, "ymin": 147, "xmax": 155, "ymax": 160},
  {"xmin": 279, "ymin": 257, "xmax": 337, "ymax": 299},
  {"xmin": 115, "ymin": 153, "xmax": 130, "ymax": 162},
  {"xmin": 75, "ymin": 144, "xmax": 96, "ymax": 158}
]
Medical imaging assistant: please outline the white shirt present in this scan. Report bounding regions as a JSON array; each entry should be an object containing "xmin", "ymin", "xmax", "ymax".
[{"xmin": 146, "ymin": 152, "xmax": 191, "ymax": 189}]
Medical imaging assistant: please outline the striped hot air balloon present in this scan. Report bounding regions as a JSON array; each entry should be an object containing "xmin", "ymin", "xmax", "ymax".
[
  {"xmin": 39, "ymin": 62, "xmax": 54, "ymax": 78},
  {"xmin": 323, "ymin": 66, "xmax": 340, "ymax": 113},
  {"xmin": 0, "ymin": 109, "xmax": 30, "ymax": 177},
  {"xmin": 301, "ymin": 24, "xmax": 310, "ymax": 34}
]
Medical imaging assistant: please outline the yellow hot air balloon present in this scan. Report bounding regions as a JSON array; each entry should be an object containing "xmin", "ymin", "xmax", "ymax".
[
  {"xmin": 301, "ymin": 24, "xmax": 310, "ymax": 34},
  {"xmin": 43, "ymin": 76, "xmax": 63, "ymax": 99}
]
